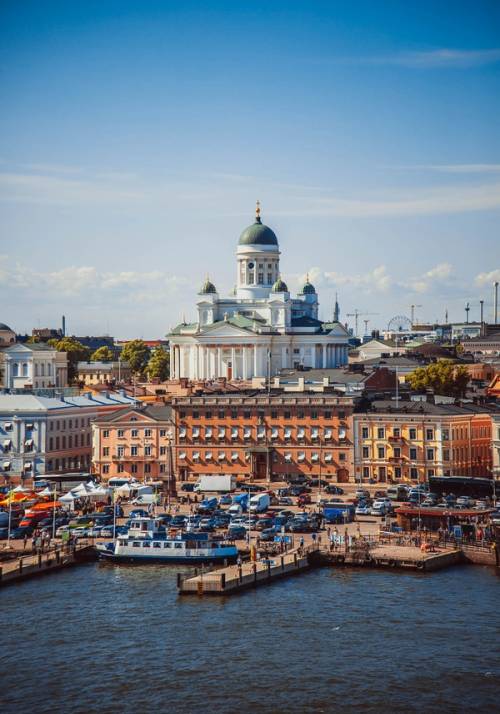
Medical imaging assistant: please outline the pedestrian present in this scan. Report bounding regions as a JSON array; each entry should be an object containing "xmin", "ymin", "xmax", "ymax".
[{"xmin": 23, "ymin": 533, "xmax": 28, "ymax": 551}]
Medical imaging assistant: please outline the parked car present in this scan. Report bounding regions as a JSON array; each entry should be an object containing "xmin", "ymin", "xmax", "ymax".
[
  {"xmin": 298, "ymin": 494, "xmax": 312, "ymax": 506},
  {"xmin": 219, "ymin": 494, "xmax": 233, "ymax": 506},
  {"xmin": 255, "ymin": 518, "xmax": 274, "ymax": 531},
  {"xmin": 56, "ymin": 525, "xmax": 71, "ymax": 537},
  {"xmin": 214, "ymin": 514, "xmax": 231, "ymax": 528},
  {"xmin": 456, "ymin": 496, "xmax": 474, "ymax": 508},
  {"xmin": 259, "ymin": 526, "xmax": 279, "ymax": 542},
  {"xmin": 288, "ymin": 519, "xmax": 317, "ymax": 533},
  {"xmin": 355, "ymin": 503, "xmax": 371, "ymax": 516},
  {"xmin": 170, "ymin": 515, "xmax": 187, "ymax": 529},
  {"xmin": 325, "ymin": 485, "xmax": 344, "ymax": 495},
  {"xmin": 180, "ymin": 483, "xmax": 195, "ymax": 492},
  {"xmin": 9, "ymin": 525, "xmax": 34, "ymax": 539},
  {"xmin": 129, "ymin": 509, "xmax": 149, "ymax": 518},
  {"xmin": 227, "ymin": 525, "xmax": 247, "ymax": 540},
  {"xmin": 199, "ymin": 517, "xmax": 216, "ymax": 532},
  {"xmin": 370, "ymin": 501, "xmax": 388, "ymax": 517},
  {"xmin": 279, "ymin": 497, "xmax": 294, "ymax": 506},
  {"xmin": 355, "ymin": 489, "xmax": 370, "ymax": 500}
]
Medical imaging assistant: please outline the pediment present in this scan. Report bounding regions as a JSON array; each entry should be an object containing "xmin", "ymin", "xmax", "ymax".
[{"xmin": 199, "ymin": 322, "xmax": 255, "ymax": 338}]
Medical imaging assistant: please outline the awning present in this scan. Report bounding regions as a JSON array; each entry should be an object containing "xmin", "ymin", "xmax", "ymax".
[
  {"xmin": 4, "ymin": 422, "xmax": 12, "ymax": 430},
  {"xmin": 325, "ymin": 453, "xmax": 333, "ymax": 462},
  {"xmin": 324, "ymin": 429, "xmax": 332, "ymax": 439},
  {"xmin": 192, "ymin": 428, "xmax": 200, "ymax": 438},
  {"xmin": 298, "ymin": 452, "xmax": 306, "ymax": 462},
  {"xmin": 311, "ymin": 453, "xmax": 319, "ymax": 462},
  {"xmin": 178, "ymin": 452, "xmax": 186, "ymax": 460},
  {"xmin": 3, "ymin": 439, "xmax": 11, "ymax": 448},
  {"xmin": 231, "ymin": 429, "xmax": 238, "ymax": 439},
  {"xmin": 25, "ymin": 439, "xmax": 34, "ymax": 448},
  {"xmin": 24, "ymin": 462, "xmax": 32, "ymax": 470},
  {"xmin": 25, "ymin": 423, "xmax": 34, "ymax": 430},
  {"xmin": 271, "ymin": 429, "xmax": 279, "ymax": 439},
  {"xmin": 218, "ymin": 428, "xmax": 225, "ymax": 438},
  {"xmin": 193, "ymin": 452, "xmax": 200, "ymax": 461},
  {"xmin": 284, "ymin": 453, "xmax": 292, "ymax": 462},
  {"xmin": 243, "ymin": 429, "xmax": 251, "ymax": 439},
  {"xmin": 205, "ymin": 451, "xmax": 213, "ymax": 460},
  {"xmin": 3, "ymin": 461, "xmax": 11, "ymax": 470},
  {"xmin": 297, "ymin": 429, "xmax": 305, "ymax": 439},
  {"xmin": 205, "ymin": 428, "xmax": 212, "ymax": 438},
  {"xmin": 231, "ymin": 452, "xmax": 238, "ymax": 461},
  {"xmin": 179, "ymin": 428, "xmax": 187, "ymax": 438},
  {"xmin": 218, "ymin": 452, "xmax": 226, "ymax": 461}
]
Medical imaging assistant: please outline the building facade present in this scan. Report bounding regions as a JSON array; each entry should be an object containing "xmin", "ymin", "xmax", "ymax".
[
  {"xmin": 1, "ymin": 343, "xmax": 68, "ymax": 389},
  {"xmin": 171, "ymin": 392, "xmax": 355, "ymax": 483},
  {"xmin": 77, "ymin": 360, "xmax": 132, "ymax": 386},
  {"xmin": 168, "ymin": 205, "xmax": 349, "ymax": 381},
  {"xmin": 0, "ymin": 391, "xmax": 136, "ymax": 482},
  {"xmin": 92, "ymin": 405, "xmax": 174, "ymax": 481},
  {"xmin": 353, "ymin": 400, "xmax": 494, "ymax": 484}
]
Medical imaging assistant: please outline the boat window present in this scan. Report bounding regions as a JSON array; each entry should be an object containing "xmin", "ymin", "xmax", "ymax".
[
  {"xmin": 164, "ymin": 542, "xmax": 171, "ymax": 548},
  {"xmin": 143, "ymin": 542, "xmax": 150, "ymax": 548},
  {"xmin": 133, "ymin": 541, "xmax": 141, "ymax": 547},
  {"xmin": 174, "ymin": 543, "xmax": 183, "ymax": 549},
  {"xmin": 153, "ymin": 542, "xmax": 161, "ymax": 548}
]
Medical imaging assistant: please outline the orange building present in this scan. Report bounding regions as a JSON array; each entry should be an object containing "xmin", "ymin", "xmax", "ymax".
[
  {"xmin": 92, "ymin": 405, "xmax": 174, "ymax": 481},
  {"xmin": 171, "ymin": 392, "xmax": 355, "ymax": 483}
]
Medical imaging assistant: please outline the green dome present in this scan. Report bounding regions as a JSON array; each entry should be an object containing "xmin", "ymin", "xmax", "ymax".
[
  {"xmin": 238, "ymin": 217, "xmax": 278, "ymax": 246},
  {"xmin": 272, "ymin": 277, "xmax": 288, "ymax": 293},
  {"xmin": 301, "ymin": 279, "xmax": 316, "ymax": 295},
  {"xmin": 199, "ymin": 277, "xmax": 217, "ymax": 294}
]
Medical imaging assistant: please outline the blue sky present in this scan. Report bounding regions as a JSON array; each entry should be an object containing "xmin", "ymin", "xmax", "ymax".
[{"xmin": 1, "ymin": 0, "xmax": 499, "ymax": 337}]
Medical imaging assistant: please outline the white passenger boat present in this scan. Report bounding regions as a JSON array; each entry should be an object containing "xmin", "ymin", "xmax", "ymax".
[{"xmin": 97, "ymin": 517, "xmax": 238, "ymax": 564}]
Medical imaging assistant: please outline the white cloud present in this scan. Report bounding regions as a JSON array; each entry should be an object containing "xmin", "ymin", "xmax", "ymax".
[
  {"xmin": 411, "ymin": 164, "xmax": 500, "ymax": 174},
  {"xmin": 475, "ymin": 269, "xmax": 500, "ymax": 286},
  {"xmin": 339, "ymin": 48, "xmax": 500, "ymax": 69}
]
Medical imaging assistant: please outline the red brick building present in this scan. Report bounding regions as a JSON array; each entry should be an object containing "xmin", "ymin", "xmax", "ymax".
[{"xmin": 171, "ymin": 392, "xmax": 355, "ymax": 483}]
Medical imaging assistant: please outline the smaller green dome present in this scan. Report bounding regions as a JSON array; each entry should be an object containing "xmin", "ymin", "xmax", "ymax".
[
  {"xmin": 199, "ymin": 277, "xmax": 217, "ymax": 294},
  {"xmin": 301, "ymin": 275, "xmax": 316, "ymax": 295},
  {"xmin": 272, "ymin": 277, "xmax": 288, "ymax": 293}
]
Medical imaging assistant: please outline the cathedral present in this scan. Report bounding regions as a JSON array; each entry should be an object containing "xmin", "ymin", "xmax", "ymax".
[{"xmin": 168, "ymin": 204, "xmax": 349, "ymax": 380}]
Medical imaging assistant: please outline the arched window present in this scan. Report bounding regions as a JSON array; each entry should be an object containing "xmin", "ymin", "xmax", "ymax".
[
  {"xmin": 40, "ymin": 363, "xmax": 45, "ymax": 376},
  {"xmin": 34, "ymin": 363, "xmax": 39, "ymax": 376},
  {"xmin": 22, "ymin": 362, "xmax": 28, "ymax": 377},
  {"xmin": 13, "ymin": 363, "xmax": 19, "ymax": 377},
  {"xmin": 47, "ymin": 363, "xmax": 52, "ymax": 376}
]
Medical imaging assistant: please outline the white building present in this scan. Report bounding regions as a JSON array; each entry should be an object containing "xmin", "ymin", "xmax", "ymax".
[
  {"xmin": 169, "ymin": 205, "xmax": 349, "ymax": 380},
  {"xmin": 1, "ymin": 343, "xmax": 68, "ymax": 390}
]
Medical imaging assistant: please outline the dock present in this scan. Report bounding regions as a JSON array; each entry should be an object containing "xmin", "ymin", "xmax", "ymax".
[
  {"xmin": 178, "ymin": 548, "xmax": 311, "ymax": 595},
  {"xmin": 313, "ymin": 544, "xmax": 463, "ymax": 571},
  {"xmin": 0, "ymin": 542, "xmax": 97, "ymax": 587}
]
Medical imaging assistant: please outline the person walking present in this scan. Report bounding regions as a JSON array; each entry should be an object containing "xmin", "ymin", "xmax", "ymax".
[{"xmin": 23, "ymin": 532, "xmax": 28, "ymax": 551}]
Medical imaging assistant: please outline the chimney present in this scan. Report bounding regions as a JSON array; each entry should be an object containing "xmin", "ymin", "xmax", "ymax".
[
  {"xmin": 425, "ymin": 389, "xmax": 435, "ymax": 404},
  {"xmin": 62, "ymin": 315, "xmax": 66, "ymax": 337}
]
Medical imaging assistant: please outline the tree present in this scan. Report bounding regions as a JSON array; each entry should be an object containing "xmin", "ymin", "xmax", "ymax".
[
  {"xmin": 91, "ymin": 346, "xmax": 114, "ymax": 362},
  {"xmin": 406, "ymin": 360, "xmax": 469, "ymax": 398},
  {"xmin": 26, "ymin": 335, "xmax": 40, "ymax": 344},
  {"xmin": 147, "ymin": 346, "xmax": 170, "ymax": 381},
  {"xmin": 50, "ymin": 337, "xmax": 91, "ymax": 382},
  {"xmin": 121, "ymin": 339, "xmax": 150, "ymax": 376}
]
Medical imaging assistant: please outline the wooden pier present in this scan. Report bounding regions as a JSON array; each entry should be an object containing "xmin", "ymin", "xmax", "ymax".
[
  {"xmin": 0, "ymin": 542, "xmax": 97, "ymax": 587},
  {"xmin": 178, "ymin": 548, "xmax": 311, "ymax": 595},
  {"xmin": 311, "ymin": 543, "xmax": 462, "ymax": 571}
]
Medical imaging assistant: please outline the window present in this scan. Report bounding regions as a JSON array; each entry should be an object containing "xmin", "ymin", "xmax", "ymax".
[
  {"xmin": 243, "ymin": 411, "xmax": 251, "ymax": 419},
  {"xmin": 427, "ymin": 469, "xmax": 435, "ymax": 478},
  {"xmin": 363, "ymin": 466, "xmax": 370, "ymax": 478},
  {"xmin": 426, "ymin": 429, "xmax": 434, "ymax": 440},
  {"xmin": 410, "ymin": 467, "xmax": 418, "ymax": 480},
  {"xmin": 394, "ymin": 447, "xmax": 401, "ymax": 458},
  {"xmin": 410, "ymin": 448, "xmax": 417, "ymax": 460},
  {"xmin": 311, "ymin": 411, "xmax": 318, "ymax": 420},
  {"xmin": 231, "ymin": 410, "xmax": 237, "ymax": 419},
  {"xmin": 258, "ymin": 273, "xmax": 264, "ymax": 284},
  {"xmin": 362, "ymin": 447, "xmax": 369, "ymax": 458},
  {"xmin": 297, "ymin": 410, "xmax": 305, "ymax": 419},
  {"xmin": 409, "ymin": 428, "xmax": 417, "ymax": 440},
  {"xmin": 62, "ymin": 436, "xmax": 66, "ymax": 449},
  {"xmin": 131, "ymin": 446, "xmax": 138, "ymax": 456},
  {"xmin": 117, "ymin": 464, "xmax": 124, "ymax": 474},
  {"xmin": 284, "ymin": 411, "xmax": 291, "ymax": 420},
  {"xmin": 218, "ymin": 410, "xmax": 225, "ymax": 419},
  {"xmin": 271, "ymin": 411, "xmax": 278, "ymax": 419},
  {"xmin": 324, "ymin": 411, "xmax": 332, "ymax": 420},
  {"xmin": 442, "ymin": 429, "xmax": 449, "ymax": 441},
  {"xmin": 145, "ymin": 429, "xmax": 152, "ymax": 437},
  {"xmin": 49, "ymin": 437, "xmax": 53, "ymax": 450},
  {"xmin": 103, "ymin": 447, "xmax": 109, "ymax": 456},
  {"xmin": 145, "ymin": 446, "xmax": 151, "ymax": 456},
  {"xmin": 267, "ymin": 272, "xmax": 272, "ymax": 283},
  {"xmin": 426, "ymin": 448, "xmax": 434, "ymax": 461},
  {"xmin": 74, "ymin": 435, "xmax": 79, "ymax": 447},
  {"xmin": 393, "ymin": 428, "xmax": 400, "ymax": 437},
  {"xmin": 339, "ymin": 453, "xmax": 346, "ymax": 462},
  {"xmin": 117, "ymin": 446, "xmax": 124, "ymax": 457},
  {"xmin": 443, "ymin": 449, "xmax": 450, "ymax": 461},
  {"xmin": 117, "ymin": 429, "xmax": 124, "ymax": 438},
  {"xmin": 145, "ymin": 464, "xmax": 151, "ymax": 473},
  {"xmin": 378, "ymin": 447, "xmax": 385, "ymax": 459},
  {"xmin": 338, "ymin": 411, "xmax": 346, "ymax": 420},
  {"xmin": 69, "ymin": 419, "xmax": 73, "ymax": 429},
  {"xmin": 362, "ymin": 427, "xmax": 369, "ymax": 439},
  {"xmin": 160, "ymin": 446, "xmax": 166, "ymax": 455},
  {"xmin": 205, "ymin": 412, "xmax": 212, "ymax": 419},
  {"xmin": 131, "ymin": 429, "xmax": 138, "ymax": 438},
  {"xmin": 68, "ymin": 435, "xmax": 72, "ymax": 448},
  {"xmin": 394, "ymin": 467, "xmax": 401, "ymax": 479},
  {"xmin": 377, "ymin": 427, "xmax": 385, "ymax": 439},
  {"xmin": 131, "ymin": 464, "xmax": 138, "ymax": 473},
  {"xmin": 102, "ymin": 464, "xmax": 109, "ymax": 474}
]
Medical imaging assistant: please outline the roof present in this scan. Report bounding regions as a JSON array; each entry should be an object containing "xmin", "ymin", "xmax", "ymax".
[
  {"xmin": 408, "ymin": 343, "xmax": 454, "ymax": 357},
  {"xmin": 199, "ymin": 278, "xmax": 217, "ymax": 294},
  {"xmin": 291, "ymin": 315, "xmax": 322, "ymax": 328},
  {"xmin": 0, "ymin": 391, "xmax": 137, "ymax": 413},
  {"xmin": 0, "ymin": 323, "xmax": 12, "ymax": 331},
  {"xmin": 278, "ymin": 367, "xmax": 369, "ymax": 385},
  {"xmin": 361, "ymin": 399, "xmax": 499, "ymax": 416},
  {"xmin": 95, "ymin": 404, "xmax": 172, "ymax": 422},
  {"xmin": 3, "ymin": 342, "xmax": 57, "ymax": 352},
  {"xmin": 238, "ymin": 217, "xmax": 278, "ymax": 246}
]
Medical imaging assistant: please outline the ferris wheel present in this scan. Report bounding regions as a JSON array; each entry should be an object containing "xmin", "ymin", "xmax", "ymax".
[{"xmin": 387, "ymin": 315, "xmax": 412, "ymax": 332}]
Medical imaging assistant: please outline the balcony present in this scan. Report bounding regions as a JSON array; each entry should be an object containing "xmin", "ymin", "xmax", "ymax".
[
  {"xmin": 389, "ymin": 436, "xmax": 404, "ymax": 443},
  {"xmin": 112, "ymin": 453, "xmax": 156, "ymax": 461}
]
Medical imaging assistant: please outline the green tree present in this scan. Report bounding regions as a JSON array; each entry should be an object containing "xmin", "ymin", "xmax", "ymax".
[
  {"xmin": 147, "ymin": 346, "xmax": 170, "ymax": 381},
  {"xmin": 50, "ymin": 337, "xmax": 91, "ymax": 382},
  {"xmin": 91, "ymin": 346, "xmax": 114, "ymax": 362},
  {"xmin": 406, "ymin": 360, "xmax": 469, "ymax": 398},
  {"xmin": 26, "ymin": 335, "xmax": 40, "ymax": 344},
  {"xmin": 121, "ymin": 339, "xmax": 150, "ymax": 376}
]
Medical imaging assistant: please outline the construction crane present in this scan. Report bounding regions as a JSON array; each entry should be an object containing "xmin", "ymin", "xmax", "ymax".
[
  {"xmin": 346, "ymin": 310, "xmax": 379, "ymax": 337},
  {"xmin": 363, "ymin": 319, "xmax": 370, "ymax": 335},
  {"xmin": 410, "ymin": 304, "xmax": 422, "ymax": 325}
]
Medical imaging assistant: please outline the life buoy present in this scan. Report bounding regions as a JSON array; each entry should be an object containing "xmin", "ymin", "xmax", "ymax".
[
  {"xmin": 416, "ymin": 561, "xmax": 424, "ymax": 570},
  {"xmin": 388, "ymin": 559, "xmax": 397, "ymax": 567}
]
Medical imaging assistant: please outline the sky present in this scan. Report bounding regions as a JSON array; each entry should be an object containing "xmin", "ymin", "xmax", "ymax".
[{"xmin": 1, "ymin": 0, "xmax": 499, "ymax": 338}]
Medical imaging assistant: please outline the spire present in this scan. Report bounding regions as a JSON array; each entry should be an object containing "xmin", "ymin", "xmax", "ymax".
[
  {"xmin": 255, "ymin": 199, "xmax": 261, "ymax": 224},
  {"xmin": 334, "ymin": 292, "xmax": 340, "ymax": 322}
]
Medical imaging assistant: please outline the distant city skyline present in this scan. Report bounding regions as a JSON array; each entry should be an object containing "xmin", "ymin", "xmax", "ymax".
[{"xmin": 1, "ymin": 0, "xmax": 499, "ymax": 337}]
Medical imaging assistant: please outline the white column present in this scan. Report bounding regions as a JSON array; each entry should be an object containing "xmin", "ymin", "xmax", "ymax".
[
  {"xmin": 281, "ymin": 346, "xmax": 287, "ymax": 369},
  {"xmin": 243, "ymin": 346, "xmax": 247, "ymax": 379},
  {"xmin": 231, "ymin": 347, "xmax": 236, "ymax": 379},
  {"xmin": 169, "ymin": 345, "xmax": 174, "ymax": 378},
  {"xmin": 217, "ymin": 347, "xmax": 222, "ymax": 378},
  {"xmin": 253, "ymin": 344, "xmax": 258, "ymax": 376},
  {"xmin": 312, "ymin": 344, "xmax": 316, "ymax": 368},
  {"xmin": 322, "ymin": 344, "xmax": 326, "ymax": 369}
]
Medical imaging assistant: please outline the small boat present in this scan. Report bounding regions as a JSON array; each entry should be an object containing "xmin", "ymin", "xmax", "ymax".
[{"xmin": 97, "ymin": 517, "xmax": 239, "ymax": 564}]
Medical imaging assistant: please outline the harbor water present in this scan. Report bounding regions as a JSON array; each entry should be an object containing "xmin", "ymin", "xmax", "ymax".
[{"xmin": 1, "ymin": 563, "xmax": 499, "ymax": 713}]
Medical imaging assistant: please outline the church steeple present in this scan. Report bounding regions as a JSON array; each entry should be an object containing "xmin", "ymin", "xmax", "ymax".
[{"xmin": 333, "ymin": 292, "xmax": 340, "ymax": 322}]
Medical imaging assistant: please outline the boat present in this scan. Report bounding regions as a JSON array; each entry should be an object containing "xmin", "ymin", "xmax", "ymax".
[{"xmin": 97, "ymin": 517, "xmax": 239, "ymax": 564}]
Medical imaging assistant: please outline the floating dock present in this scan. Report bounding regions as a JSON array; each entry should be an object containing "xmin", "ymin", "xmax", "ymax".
[
  {"xmin": 0, "ymin": 543, "xmax": 96, "ymax": 587},
  {"xmin": 178, "ymin": 549, "xmax": 310, "ymax": 595},
  {"xmin": 313, "ymin": 544, "xmax": 463, "ymax": 572}
]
